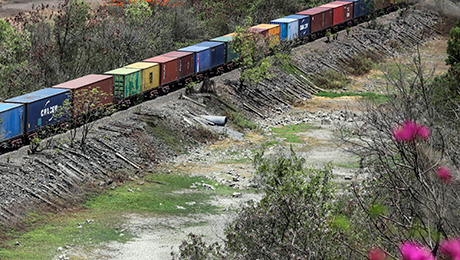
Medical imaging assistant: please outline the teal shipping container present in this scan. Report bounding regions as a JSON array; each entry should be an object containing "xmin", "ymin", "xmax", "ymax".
[
  {"xmin": 210, "ymin": 36, "xmax": 239, "ymax": 63},
  {"xmin": 104, "ymin": 68, "xmax": 142, "ymax": 101},
  {"xmin": 270, "ymin": 17, "xmax": 299, "ymax": 40}
]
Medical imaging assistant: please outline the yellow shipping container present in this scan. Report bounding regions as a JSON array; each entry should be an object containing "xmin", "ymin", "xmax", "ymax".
[
  {"xmin": 253, "ymin": 24, "xmax": 281, "ymax": 40},
  {"xmin": 224, "ymin": 32, "xmax": 236, "ymax": 37},
  {"xmin": 124, "ymin": 62, "xmax": 160, "ymax": 92}
]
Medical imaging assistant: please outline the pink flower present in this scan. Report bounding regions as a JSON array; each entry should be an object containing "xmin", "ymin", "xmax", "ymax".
[
  {"xmin": 436, "ymin": 166, "xmax": 452, "ymax": 183},
  {"xmin": 400, "ymin": 242, "xmax": 434, "ymax": 260},
  {"xmin": 367, "ymin": 247, "xmax": 387, "ymax": 260},
  {"xmin": 393, "ymin": 120, "xmax": 430, "ymax": 142},
  {"xmin": 440, "ymin": 238, "xmax": 460, "ymax": 260}
]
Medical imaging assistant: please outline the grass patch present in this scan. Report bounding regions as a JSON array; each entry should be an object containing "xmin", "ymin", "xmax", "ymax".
[
  {"xmin": 145, "ymin": 118, "xmax": 191, "ymax": 153},
  {"xmin": 261, "ymin": 140, "xmax": 281, "ymax": 148},
  {"xmin": 0, "ymin": 172, "xmax": 234, "ymax": 259},
  {"xmin": 270, "ymin": 123, "xmax": 319, "ymax": 144},
  {"xmin": 218, "ymin": 157, "xmax": 252, "ymax": 164},
  {"xmin": 317, "ymin": 91, "xmax": 388, "ymax": 103},
  {"xmin": 335, "ymin": 160, "xmax": 361, "ymax": 169},
  {"xmin": 223, "ymin": 111, "xmax": 258, "ymax": 131},
  {"xmin": 312, "ymin": 70, "xmax": 350, "ymax": 89}
]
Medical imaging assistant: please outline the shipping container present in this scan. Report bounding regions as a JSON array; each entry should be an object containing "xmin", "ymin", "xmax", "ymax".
[
  {"xmin": 124, "ymin": 62, "xmax": 160, "ymax": 93},
  {"xmin": 320, "ymin": 1, "xmax": 354, "ymax": 26},
  {"xmin": 160, "ymin": 51, "xmax": 194, "ymax": 79},
  {"xmin": 104, "ymin": 68, "xmax": 142, "ymax": 101},
  {"xmin": 249, "ymin": 26, "xmax": 269, "ymax": 36},
  {"xmin": 297, "ymin": 7, "xmax": 333, "ymax": 34},
  {"xmin": 251, "ymin": 24, "xmax": 281, "ymax": 40},
  {"xmin": 0, "ymin": 103, "xmax": 24, "ymax": 143},
  {"xmin": 52, "ymin": 74, "xmax": 114, "ymax": 117},
  {"xmin": 143, "ymin": 56, "xmax": 179, "ymax": 87},
  {"xmin": 284, "ymin": 14, "xmax": 310, "ymax": 38},
  {"xmin": 210, "ymin": 36, "xmax": 239, "ymax": 63},
  {"xmin": 6, "ymin": 88, "xmax": 70, "ymax": 134},
  {"xmin": 177, "ymin": 46, "xmax": 211, "ymax": 74},
  {"xmin": 270, "ymin": 17, "xmax": 299, "ymax": 40},
  {"xmin": 341, "ymin": 0, "xmax": 370, "ymax": 19},
  {"xmin": 194, "ymin": 41, "xmax": 226, "ymax": 69},
  {"xmin": 224, "ymin": 32, "xmax": 236, "ymax": 37}
]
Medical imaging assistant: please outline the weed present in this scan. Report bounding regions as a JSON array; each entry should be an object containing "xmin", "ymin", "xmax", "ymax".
[
  {"xmin": 270, "ymin": 123, "xmax": 319, "ymax": 144},
  {"xmin": 223, "ymin": 111, "xmax": 258, "ymax": 131},
  {"xmin": 317, "ymin": 91, "xmax": 389, "ymax": 103},
  {"xmin": 312, "ymin": 70, "xmax": 350, "ymax": 89}
]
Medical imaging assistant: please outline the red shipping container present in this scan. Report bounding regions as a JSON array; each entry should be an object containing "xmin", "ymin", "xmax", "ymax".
[
  {"xmin": 143, "ymin": 56, "xmax": 179, "ymax": 86},
  {"xmin": 321, "ymin": 1, "xmax": 354, "ymax": 25},
  {"xmin": 160, "ymin": 51, "xmax": 194, "ymax": 79},
  {"xmin": 52, "ymin": 74, "xmax": 113, "ymax": 117},
  {"xmin": 297, "ymin": 7, "xmax": 333, "ymax": 34}
]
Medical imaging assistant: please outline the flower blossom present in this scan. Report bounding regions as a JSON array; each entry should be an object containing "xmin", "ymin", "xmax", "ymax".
[
  {"xmin": 436, "ymin": 166, "xmax": 453, "ymax": 183},
  {"xmin": 440, "ymin": 238, "xmax": 460, "ymax": 260},
  {"xmin": 399, "ymin": 242, "xmax": 435, "ymax": 260},
  {"xmin": 393, "ymin": 120, "xmax": 430, "ymax": 142},
  {"xmin": 367, "ymin": 247, "xmax": 387, "ymax": 260}
]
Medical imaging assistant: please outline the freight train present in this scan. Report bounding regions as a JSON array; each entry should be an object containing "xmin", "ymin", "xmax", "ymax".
[{"xmin": 0, "ymin": 0, "xmax": 402, "ymax": 148}]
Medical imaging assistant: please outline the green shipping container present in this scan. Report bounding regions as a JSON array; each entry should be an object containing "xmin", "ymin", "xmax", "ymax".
[
  {"xmin": 210, "ymin": 36, "xmax": 239, "ymax": 63},
  {"xmin": 104, "ymin": 68, "xmax": 142, "ymax": 100}
]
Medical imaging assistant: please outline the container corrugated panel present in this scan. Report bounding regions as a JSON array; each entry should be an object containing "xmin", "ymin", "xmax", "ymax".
[
  {"xmin": 270, "ymin": 18, "xmax": 299, "ymax": 40},
  {"xmin": 52, "ymin": 74, "xmax": 114, "ymax": 117},
  {"xmin": 297, "ymin": 7, "xmax": 333, "ymax": 34},
  {"xmin": 104, "ymin": 68, "xmax": 142, "ymax": 100},
  {"xmin": 320, "ymin": 2, "xmax": 344, "ymax": 26},
  {"xmin": 0, "ymin": 103, "xmax": 24, "ymax": 142},
  {"xmin": 143, "ymin": 56, "xmax": 179, "ymax": 86},
  {"xmin": 284, "ymin": 14, "xmax": 310, "ymax": 38},
  {"xmin": 194, "ymin": 41, "xmax": 226, "ymax": 69},
  {"xmin": 177, "ymin": 46, "xmax": 211, "ymax": 74},
  {"xmin": 210, "ymin": 36, "xmax": 239, "ymax": 63},
  {"xmin": 160, "ymin": 51, "xmax": 194, "ymax": 79},
  {"xmin": 6, "ymin": 88, "xmax": 70, "ymax": 133},
  {"xmin": 125, "ymin": 62, "xmax": 160, "ymax": 92}
]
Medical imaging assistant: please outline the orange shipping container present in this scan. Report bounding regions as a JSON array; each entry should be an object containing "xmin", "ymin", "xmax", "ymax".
[{"xmin": 251, "ymin": 24, "xmax": 281, "ymax": 40}]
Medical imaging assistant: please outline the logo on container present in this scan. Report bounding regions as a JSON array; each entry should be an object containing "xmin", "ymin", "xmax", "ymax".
[{"xmin": 41, "ymin": 100, "xmax": 59, "ymax": 121}]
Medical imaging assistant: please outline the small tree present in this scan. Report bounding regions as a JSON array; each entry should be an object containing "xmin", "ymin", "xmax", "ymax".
[
  {"xmin": 232, "ymin": 16, "xmax": 279, "ymax": 86},
  {"xmin": 446, "ymin": 19, "xmax": 460, "ymax": 67}
]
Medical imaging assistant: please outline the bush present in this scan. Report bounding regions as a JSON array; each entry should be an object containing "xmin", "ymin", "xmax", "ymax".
[{"xmin": 312, "ymin": 70, "xmax": 350, "ymax": 89}]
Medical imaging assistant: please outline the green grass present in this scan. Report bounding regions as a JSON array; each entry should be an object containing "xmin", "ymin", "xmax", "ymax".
[
  {"xmin": 261, "ymin": 140, "xmax": 281, "ymax": 148},
  {"xmin": 270, "ymin": 123, "xmax": 319, "ymax": 144},
  {"xmin": 218, "ymin": 157, "xmax": 252, "ymax": 164},
  {"xmin": 317, "ymin": 91, "xmax": 388, "ymax": 103},
  {"xmin": 0, "ymin": 172, "xmax": 234, "ymax": 259}
]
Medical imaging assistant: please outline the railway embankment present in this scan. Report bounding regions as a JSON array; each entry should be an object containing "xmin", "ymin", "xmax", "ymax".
[{"xmin": 0, "ymin": 4, "xmax": 450, "ymax": 257}]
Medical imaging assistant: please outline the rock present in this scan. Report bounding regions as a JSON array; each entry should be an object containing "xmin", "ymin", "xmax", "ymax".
[
  {"xmin": 321, "ymin": 118, "xmax": 332, "ymax": 125},
  {"xmin": 57, "ymin": 247, "xmax": 63, "ymax": 251},
  {"xmin": 15, "ymin": 241, "xmax": 20, "ymax": 246},
  {"xmin": 127, "ymin": 188, "xmax": 134, "ymax": 193},
  {"xmin": 176, "ymin": 206, "xmax": 186, "ymax": 210},
  {"xmin": 232, "ymin": 192, "xmax": 242, "ymax": 198},
  {"xmin": 202, "ymin": 183, "xmax": 216, "ymax": 190},
  {"xmin": 185, "ymin": 201, "xmax": 196, "ymax": 206}
]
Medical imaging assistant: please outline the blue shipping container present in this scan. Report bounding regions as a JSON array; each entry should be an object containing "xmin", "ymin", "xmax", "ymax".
[
  {"xmin": 0, "ymin": 103, "xmax": 24, "ymax": 142},
  {"xmin": 193, "ymin": 41, "xmax": 226, "ymax": 69},
  {"xmin": 178, "ymin": 46, "xmax": 212, "ymax": 74},
  {"xmin": 341, "ymin": 0, "xmax": 370, "ymax": 19},
  {"xmin": 284, "ymin": 15, "xmax": 310, "ymax": 38},
  {"xmin": 6, "ymin": 88, "xmax": 71, "ymax": 134},
  {"xmin": 210, "ymin": 36, "xmax": 239, "ymax": 63},
  {"xmin": 271, "ymin": 17, "xmax": 299, "ymax": 40}
]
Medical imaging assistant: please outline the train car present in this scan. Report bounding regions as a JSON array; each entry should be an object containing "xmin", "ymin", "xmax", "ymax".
[
  {"xmin": 124, "ymin": 62, "xmax": 160, "ymax": 96},
  {"xmin": 104, "ymin": 68, "xmax": 142, "ymax": 102},
  {"xmin": 210, "ymin": 36, "xmax": 240, "ymax": 68},
  {"xmin": 297, "ymin": 7, "xmax": 333, "ymax": 39},
  {"xmin": 320, "ymin": 1, "xmax": 354, "ymax": 30},
  {"xmin": 284, "ymin": 14, "xmax": 310, "ymax": 39},
  {"xmin": 194, "ymin": 41, "xmax": 226, "ymax": 73},
  {"xmin": 142, "ymin": 56, "xmax": 180, "ymax": 93},
  {"xmin": 6, "ymin": 88, "xmax": 71, "ymax": 137},
  {"xmin": 159, "ymin": 51, "xmax": 194, "ymax": 81},
  {"xmin": 0, "ymin": 103, "xmax": 24, "ymax": 146},
  {"xmin": 270, "ymin": 17, "xmax": 299, "ymax": 41},
  {"xmin": 250, "ymin": 24, "xmax": 281, "ymax": 40},
  {"xmin": 52, "ymin": 74, "xmax": 114, "ymax": 117},
  {"xmin": 341, "ymin": 0, "xmax": 370, "ymax": 21},
  {"xmin": 177, "ymin": 45, "xmax": 212, "ymax": 79}
]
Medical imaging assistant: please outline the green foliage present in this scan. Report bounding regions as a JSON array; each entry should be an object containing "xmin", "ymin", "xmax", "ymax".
[
  {"xmin": 270, "ymin": 123, "xmax": 318, "ymax": 143},
  {"xmin": 312, "ymin": 70, "xmax": 350, "ymax": 89},
  {"xmin": 125, "ymin": 1, "xmax": 152, "ymax": 24},
  {"xmin": 446, "ymin": 19, "xmax": 460, "ymax": 66},
  {"xmin": 341, "ymin": 54, "xmax": 375, "ymax": 76},
  {"xmin": 0, "ymin": 20, "xmax": 35, "ymax": 98},
  {"xmin": 223, "ymin": 110, "xmax": 258, "ymax": 131}
]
